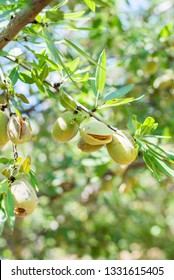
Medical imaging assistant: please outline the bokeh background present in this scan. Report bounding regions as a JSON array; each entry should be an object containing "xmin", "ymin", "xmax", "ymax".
[{"xmin": 0, "ymin": 0, "xmax": 174, "ymax": 259}]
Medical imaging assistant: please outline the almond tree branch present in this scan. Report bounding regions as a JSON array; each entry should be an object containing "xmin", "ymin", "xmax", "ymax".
[{"xmin": 0, "ymin": 0, "xmax": 53, "ymax": 50}]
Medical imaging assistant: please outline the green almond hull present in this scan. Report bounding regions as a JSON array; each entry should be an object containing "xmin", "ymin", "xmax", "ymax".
[
  {"xmin": 0, "ymin": 111, "xmax": 9, "ymax": 149},
  {"xmin": 51, "ymin": 111, "xmax": 79, "ymax": 142},
  {"xmin": 106, "ymin": 131, "xmax": 138, "ymax": 165}
]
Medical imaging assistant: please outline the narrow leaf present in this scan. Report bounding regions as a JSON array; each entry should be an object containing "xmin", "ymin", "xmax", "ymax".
[
  {"xmin": 9, "ymin": 66, "xmax": 19, "ymax": 85},
  {"xmin": 42, "ymin": 29, "xmax": 59, "ymax": 64},
  {"xmin": 3, "ymin": 188, "xmax": 15, "ymax": 230},
  {"xmin": 64, "ymin": 11, "xmax": 85, "ymax": 20},
  {"xmin": 64, "ymin": 38, "xmax": 97, "ymax": 66},
  {"xmin": 65, "ymin": 57, "xmax": 80, "ymax": 73},
  {"xmin": 83, "ymin": 0, "xmax": 96, "ymax": 11},
  {"xmin": 99, "ymin": 95, "xmax": 144, "ymax": 109},
  {"xmin": 16, "ymin": 93, "xmax": 30, "ymax": 104},
  {"xmin": 143, "ymin": 151, "xmax": 161, "ymax": 181},
  {"xmin": 29, "ymin": 171, "xmax": 40, "ymax": 192},
  {"xmin": 40, "ymin": 64, "xmax": 49, "ymax": 81},
  {"xmin": 19, "ymin": 72, "xmax": 34, "ymax": 84},
  {"xmin": 0, "ymin": 209, "xmax": 6, "ymax": 235},
  {"xmin": 152, "ymin": 157, "xmax": 174, "ymax": 177},
  {"xmin": 0, "ymin": 180, "xmax": 8, "ymax": 194},
  {"xmin": 95, "ymin": 49, "xmax": 106, "ymax": 93},
  {"xmin": 104, "ymin": 84, "xmax": 134, "ymax": 101}
]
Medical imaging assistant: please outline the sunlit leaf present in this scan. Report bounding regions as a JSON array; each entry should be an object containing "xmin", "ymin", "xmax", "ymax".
[
  {"xmin": 19, "ymin": 156, "xmax": 31, "ymax": 174},
  {"xmin": 64, "ymin": 11, "xmax": 85, "ymax": 20},
  {"xmin": 83, "ymin": 0, "xmax": 95, "ymax": 12},
  {"xmin": 95, "ymin": 49, "xmax": 106, "ymax": 94},
  {"xmin": 65, "ymin": 57, "xmax": 80, "ymax": 73},
  {"xmin": 99, "ymin": 95, "xmax": 143, "ymax": 109},
  {"xmin": 40, "ymin": 64, "xmax": 49, "ymax": 81},
  {"xmin": 19, "ymin": 72, "xmax": 34, "ymax": 84}
]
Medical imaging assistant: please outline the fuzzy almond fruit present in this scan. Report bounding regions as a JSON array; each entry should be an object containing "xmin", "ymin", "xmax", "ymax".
[
  {"xmin": 7, "ymin": 115, "xmax": 32, "ymax": 145},
  {"xmin": 80, "ymin": 120, "xmax": 113, "ymax": 145},
  {"xmin": 106, "ymin": 130, "xmax": 138, "ymax": 165},
  {"xmin": 0, "ymin": 110, "xmax": 9, "ymax": 149},
  {"xmin": 143, "ymin": 58, "xmax": 159, "ymax": 75},
  {"xmin": 51, "ymin": 111, "xmax": 79, "ymax": 143},
  {"xmin": 10, "ymin": 179, "xmax": 38, "ymax": 217},
  {"xmin": 77, "ymin": 138, "xmax": 103, "ymax": 153}
]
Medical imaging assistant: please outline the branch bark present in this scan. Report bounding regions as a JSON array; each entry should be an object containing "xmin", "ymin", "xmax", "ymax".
[{"xmin": 0, "ymin": 0, "xmax": 53, "ymax": 50}]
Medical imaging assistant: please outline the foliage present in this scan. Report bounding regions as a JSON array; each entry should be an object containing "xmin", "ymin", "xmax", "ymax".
[{"xmin": 0, "ymin": 0, "xmax": 174, "ymax": 259}]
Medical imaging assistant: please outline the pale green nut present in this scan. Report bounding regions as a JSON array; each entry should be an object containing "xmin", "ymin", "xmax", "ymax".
[
  {"xmin": 106, "ymin": 130, "xmax": 138, "ymax": 165},
  {"xmin": 10, "ymin": 179, "xmax": 38, "ymax": 217},
  {"xmin": 77, "ymin": 138, "xmax": 103, "ymax": 153},
  {"xmin": 80, "ymin": 120, "xmax": 113, "ymax": 145},
  {"xmin": 7, "ymin": 115, "xmax": 32, "ymax": 145},
  {"xmin": 51, "ymin": 111, "xmax": 79, "ymax": 143},
  {"xmin": 0, "ymin": 110, "xmax": 9, "ymax": 149}
]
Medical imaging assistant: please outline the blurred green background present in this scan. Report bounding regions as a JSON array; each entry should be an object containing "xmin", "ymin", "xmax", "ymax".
[{"xmin": 0, "ymin": 0, "xmax": 174, "ymax": 259}]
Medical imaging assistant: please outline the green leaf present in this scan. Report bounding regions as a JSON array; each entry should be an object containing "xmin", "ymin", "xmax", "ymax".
[
  {"xmin": 9, "ymin": 66, "xmax": 19, "ymax": 85},
  {"xmin": 19, "ymin": 156, "xmax": 31, "ymax": 174},
  {"xmin": 3, "ymin": 188, "xmax": 15, "ymax": 230},
  {"xmin": 99, "ymin": 95, "xmax": 144, "ymax": 109},
  {"xmin": 42, "ymin": 28, "xmax": 60, "ymax": 64},
  {"xmin": 0, "ymin": 209, "xmax": 6, "ymax": 235},
  {"xmin": 64, "ymin": 38, "xmax": 97, "ymax": 66},
  {"xmin": 143, "ymin": 151, "xmax": 161, "ymax": 181},
  {"xmin": 29, "ymin": 171, "xmax": 40, "ymax": 192},
  {"xmin": 95, "ymin": 49, "xmax": 106, "ymax": 93},
  {"xmin": 0, "ymin": 180, "xmax": 8, "ymax": 194},
  {"xmin": 152, "ymin": 156, "xmax": 174, "ymax": 178},
  {"xmin": 19, "ymin": 72, "xmax": 34, "ymax": 84},
  {"xmin": 0, "ymin": 158, "xmax": 13, "ymax": 164},
  {"xmin": 104, "ymin": 84, "xmax": 134, "ymax": 101},
  {"xmin": 83, "ymin": 0, "xmax": 96, "ymax": 11},
  {"xmin": 54, "ymin": 0, "xmax": 68, "ymax": 9},
  {"xmin": 141, "ymin": 140, "xmax": 173, "ymax": 163},
  {"xmin": 46, "ymin": 10, "xmax": 64, "ymax": 22},
  {"xmin": 40, "ymin": 64, "xmax": 49, "ymax": 81},
  {"xmin": 73, "ymin": 72, "xmax": 89, "ymax": 82},
  {"xmin": 31, "ymin": 68, "xmax": 45, "ymax": 94},
  {"xmin": 165, "ymin": 151, "xmax": 174, "ymax": 161},
  {"xmin": 16, "ymin": 93, "xmax": 30, "ymax": 104},
  {"xmin": 64, "ymin": 11, "xmax": 85, "ymax": 20},
  {"xmin": 135, "ymin": 117, "xmax": 158, "ymax": 138},
  {"xmin": 36, "ymin": 54, "xmax": 61, "ymax": 71},
  {"xmin": 140, "ymin": 117, "xmax": 158, "ymax": 136},
  {"xmin": 42, "ymin": 31, "xmax": 81, "ymax": 90},
  {"xmin": 46, "ymin": 88, "xmax": 57, "ymax": 99},
  {"xmin": 65, "ymin": 57, "xmax": 80, "ymax": 73},
  {"xmin": 0, "ymin": 50, "xmax": 10, "ymax": 57},
  {"xmin": 159, "ymin": 23, "xmax": 173, "ymax": 38}
]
